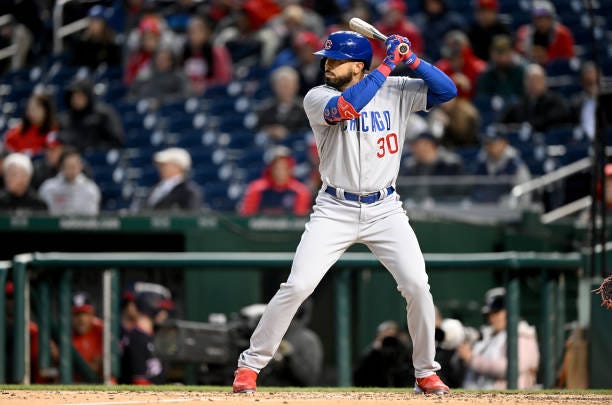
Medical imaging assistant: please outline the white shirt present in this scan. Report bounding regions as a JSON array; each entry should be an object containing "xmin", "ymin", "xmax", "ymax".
[
  {"xmin": 39, "ymin": 173, "xmax": 101, "ymax": 216},
  {"xmin": 303, "ymin": 76, "xmax": 428, "ymax": 193}
]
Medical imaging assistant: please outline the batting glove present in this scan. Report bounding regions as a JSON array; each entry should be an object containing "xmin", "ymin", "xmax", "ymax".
[
  {"xmin": 401, "ymin": 37, "xmax": 421, "ymax": 69},
  {"xmin": 383, "ymin": 34, "xmax": 409, "ymax": 70}
]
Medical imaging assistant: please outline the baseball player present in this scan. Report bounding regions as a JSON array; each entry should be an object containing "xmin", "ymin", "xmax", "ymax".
[{"xmin": 233, "ymin": 31, "xmax": 457, "ymax": 395}]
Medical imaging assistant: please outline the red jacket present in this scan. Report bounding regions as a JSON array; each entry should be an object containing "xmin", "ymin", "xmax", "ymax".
[
  {"xmin": 373, "ymin": 20, "xmax": 424, "ymax": 60},
  {"xmin": 240, "ymin": 156, "xmax": 311, "ymax": 216},
  {"xmin": 72, "ymin": 317, "xmax": 104, "ymax": 379},
  {"xmin": 436, "ymin": 47, "xmax": 486, "ymax": 99},
  {"xmin": 4, "ymin": 124, "xmax": 56, "ymax": 156},
  {"xmin": 516, "ymin": 22, "xmax": 575, "ymax": 62}
]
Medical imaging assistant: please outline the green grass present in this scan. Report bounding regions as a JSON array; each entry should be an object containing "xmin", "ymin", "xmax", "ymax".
[{"xmin": 0, "ymin": 385, "xmax": 611, "ymax": 394}]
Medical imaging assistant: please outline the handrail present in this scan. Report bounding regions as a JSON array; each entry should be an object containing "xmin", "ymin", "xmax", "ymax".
[
  {"xmin": 511, "ymin": 157, "xmax": 592, "ymax": 198},
  {"xmin": 541, "ymin": 195, "xmax": 592, "ymax": 224},
  {"xmin": 53, "ymin": 0, "xmax": 89, "ymax": 54}
]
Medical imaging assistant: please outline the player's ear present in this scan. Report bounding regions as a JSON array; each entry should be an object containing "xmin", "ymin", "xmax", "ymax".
[{"xmin": 353, "ymin": 61, "xmax": 364, "ymax": 74}]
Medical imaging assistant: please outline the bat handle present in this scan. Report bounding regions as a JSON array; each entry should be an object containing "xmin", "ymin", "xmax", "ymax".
[{"xmin": 398, "ymin": 43, "xmax": 410, "ymax": 55}]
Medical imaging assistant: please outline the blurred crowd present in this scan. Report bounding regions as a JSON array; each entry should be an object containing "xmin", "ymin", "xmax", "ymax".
[{"xmin": 0, "ymin": 0, "xmax": 608, "ymax": 216}]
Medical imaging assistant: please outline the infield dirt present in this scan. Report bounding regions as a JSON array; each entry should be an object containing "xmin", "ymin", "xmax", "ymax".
[{"xmin": 2, "ymin": 390, "xmax": 611, "ymax": 405}]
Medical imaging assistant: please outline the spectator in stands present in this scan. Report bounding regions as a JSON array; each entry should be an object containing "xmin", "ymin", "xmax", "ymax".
[
  {"xmin": 129, "ymin": 47, "xmax": 191, "ymax": 104},
  {"xmin": 0, "ymin": 153, "xmax": 47, "ymax": 212},
  {"xmin": 120, "ymin": 284, "xmax": 172, "ymax": 384},
  {"xmin": 258, "ymin": 299, "xmax": 323, "ymax": 387},
  {"xmin": 475, "ymin": 35, "xmax": 526, "ymax": 103},
  {"xmin": 257, "ymin": 66, "xmax": 309, "ymax": 142},
  {"xmin": 72, "ymin": 292, "xmax": 104, "ymax": 381},
  {"xmin": 125, "ymin": 15, "xmax": 166, "ymax": 85},
  {"xmin": 353, "ymin": 320, "xmax": 414, "ymax": 387},
  {"xmin": 458, "ymin": 287, "xmax": 540, "ymax": 389},
  {"xmin": 182, "ymin": 16, "xmax": 232, "ymax": 95},
  {"xmin": 145, "ymin": 147, "xmax": 203, "ymax": 211},
  {"xmin": 570, "ymin": 61, "xmax": 599, "ymax": 140},
  {"xmin": 239, "ymin": 146, "xmax": 311, "ymax": 216},
  {"xmin": 70, "ymin": 5, "xmax": 121, "ymax": 70},
  {"xmin": 467, "ymin": 0, "xmax": 510, "ymax": 61},
  {"xmin": 0, "ymin": 0, "xmax": 45, "ymax": 72},
  {"xmin": 39, "ymin": 148, "xmax": 101, "ymax": 216},
  {"xmin": 413, "ymin": 0, "xmax": 466, "ymax": 62},
  {"xmin": 271, "ymin": 31, "xmax": 323, "ymax": 96},
  {"xmin": 516, "ymin": 0, "xmax": 575, "ymax": 65},
  {"xmin": 214, "ymin": 0, "xmax": 281, "ymax": 66},
  {"xmin": 436, "ymin": 30, "xmax": 486, "ymax": 99},
  {"xmin": 401, "ymin": 132, "xmax": 464, "ymax": 177},
  {"xmin": 58, "ymin": 78, "xmax": 124, "ymax": 151},
  {"xmin": 501, "ymin": 64, "xmax": 570, "ymax": 132},
  {"xmin": 374, "ymin": 0, "xmax": 424, "ymax": 63},
  {"xmin": 471, "ymin": 128, "xmax": 531, "ymax": 204},
  {"xmin": 428, "ymin": 95, "xmax": 481, "ymax": 147},
  {"xmin": 4, "ymin": 92, "xmax": 58, "ymax": 156},
  {"xmin": 266, "ymin": 4, "xmax": 325, "ymax": 53}
]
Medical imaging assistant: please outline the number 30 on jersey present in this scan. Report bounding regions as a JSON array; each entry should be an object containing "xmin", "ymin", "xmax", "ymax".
[{"xmin": 376, "ymin": 133, "xmax": 399, "ymax": 158}]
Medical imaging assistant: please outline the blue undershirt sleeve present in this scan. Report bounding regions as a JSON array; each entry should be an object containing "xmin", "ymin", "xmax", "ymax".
[{"xmin": 411, "ymin": 60, "xmax": 458, "ymax": 109}]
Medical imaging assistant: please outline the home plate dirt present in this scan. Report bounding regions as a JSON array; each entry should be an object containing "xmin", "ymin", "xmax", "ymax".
[{"xmin": 1, "ymin": 390, "xmax": 611, "ymax": 405}]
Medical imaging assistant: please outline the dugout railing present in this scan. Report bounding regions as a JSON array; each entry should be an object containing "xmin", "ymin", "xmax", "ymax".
[{"xmin": 5, "ymin": 251, "xmax": 584, "ymax": 389}]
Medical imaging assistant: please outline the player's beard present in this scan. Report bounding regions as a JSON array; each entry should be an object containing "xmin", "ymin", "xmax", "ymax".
[{"xmin": 324, "ymin": 70, "xmax": 354, "ymax": 90}]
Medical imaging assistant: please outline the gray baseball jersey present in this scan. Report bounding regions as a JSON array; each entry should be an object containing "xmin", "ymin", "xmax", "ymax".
[{"xmin": 303, "ymin": 76, "xmax": 428, "ymax": 193}]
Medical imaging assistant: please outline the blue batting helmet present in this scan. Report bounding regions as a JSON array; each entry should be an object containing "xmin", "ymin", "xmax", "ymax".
[{"xmin": 314, "ymin": 31, "xmax": 373, "ymax": 70}]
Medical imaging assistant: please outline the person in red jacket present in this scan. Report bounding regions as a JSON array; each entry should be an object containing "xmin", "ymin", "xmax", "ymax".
[
  {"xmin": 71, "ymin": 291, "xmax": 104, "ymax": 381},
  {"xmin": 372, "ymin": 0, "xmax": 424, "ymax": 65},
  {"xmin": 515, "ymin": 0, "xmax": 575, "ymax": 65},
  {"xmin": 239, "ymin": 146, "xmax": 311, "ymax": 216},
  {"xmin": 435, "ymin": 30, "xmax": 485, "ymax": 99},
  {"xmin": 4, "ymin": 92, "xmax": 57, "ymax": 156}
]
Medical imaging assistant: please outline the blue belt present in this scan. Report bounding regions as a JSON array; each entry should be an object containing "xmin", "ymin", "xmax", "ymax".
[{"xmin": 324, "ymin": 186, "xmax": 394, "ymax": 204}]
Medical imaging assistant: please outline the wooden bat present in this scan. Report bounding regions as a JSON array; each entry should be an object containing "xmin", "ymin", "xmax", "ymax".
[{"xmin": 349, "ymin": 17, "xmax": 409, "ymax": 55}]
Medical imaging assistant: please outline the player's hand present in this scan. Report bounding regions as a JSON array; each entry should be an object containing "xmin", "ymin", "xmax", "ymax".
[{"xmin": 383, "ymin": 34, "xmax": 410, "ymax": 69}]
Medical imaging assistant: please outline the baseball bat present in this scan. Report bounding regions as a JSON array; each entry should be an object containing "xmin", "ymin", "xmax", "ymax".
[{"xmin": 349, "ymin": 17, "xmax": 409, "ymax": 55}]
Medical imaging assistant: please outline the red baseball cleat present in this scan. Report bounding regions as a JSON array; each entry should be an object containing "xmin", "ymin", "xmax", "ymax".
[
  {"xmin": 415, "ymin": 374, "xmax": 450, "ymax": 395},
  {"xmin": 233, "ymin": 367, "xmax": 258, "ymax": 393}
]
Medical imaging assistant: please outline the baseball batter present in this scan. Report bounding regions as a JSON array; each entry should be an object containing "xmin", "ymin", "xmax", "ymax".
[{"xmin": 233, "ymin": 31, "xmax": 457, "ymax": 395}]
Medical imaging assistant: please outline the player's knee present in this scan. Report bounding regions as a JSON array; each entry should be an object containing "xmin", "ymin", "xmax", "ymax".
[
  {"xmin": 280, "ymin": 280, "xmax": 316, "ymax": 301},
  {"xmin": 397, "ymin": 273, "xmax": 430, "ymax": 297}
]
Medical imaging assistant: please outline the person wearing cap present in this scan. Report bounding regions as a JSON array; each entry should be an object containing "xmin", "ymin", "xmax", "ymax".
[
  {"xmin": 501, "ymin": 63, "xmax": 570, "ymax": 133},
  {"xmin": 145, "ymin": 147, "xmax": 203, "ymax": 211},
  {"xmin": 458, "ymin": 287, "xmax": 539, "ymax": 389},
  {"xmin": 467, "ymin": 0, "xmax": 511, "ymax": 61},
  {"xmin": 69, "ymin": 5, "xmax": 121, "ymax": 70},
  {"xmin": 181, "ymin": 15, "xmax": 232, "ymax": 95},
  {"xmin": 72, "ymin": 291, "xmax": 104, "ymax": 381},
  {"xmin": 39, "ymin": 148, "xmax": 101, "ymax": 216},
  {"xmin": 239, "ymin": 146, "xmax": 311, "ymax": 216},
  {"xmin": 475, "ymin": 35, "xmax": 526, "ymax": 103},
  {"xmin": 125, "ymin": 15, "xmax": 164, "ymax": 85},
  {"xmin": 0, "ymin": 152, "xmax": 47, "ymax": 212},
  {"xmin": 119, "ymin": 283, "xmax": 172, "ymax": 385},
  {"xmin": 4, "ymin": 92, "xmax": 58, "ymax": 157},
  {"xmin": 58, "ymin": 77, "xmax": 124, "ymax": 151},
  {"xmin": 31, "ymin": 135, "xmax": 65, "ymax": 190},
  {"xmin": 515, "ymin": 0, "xmax": 575, "ymax": 64},
  {"xmin": 471, "ymin": 126, "xmax": 531, "ymax": 204},
  {"xmin": 256, "ymin": 66, "xmax": 309, "ymax": 142}
]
